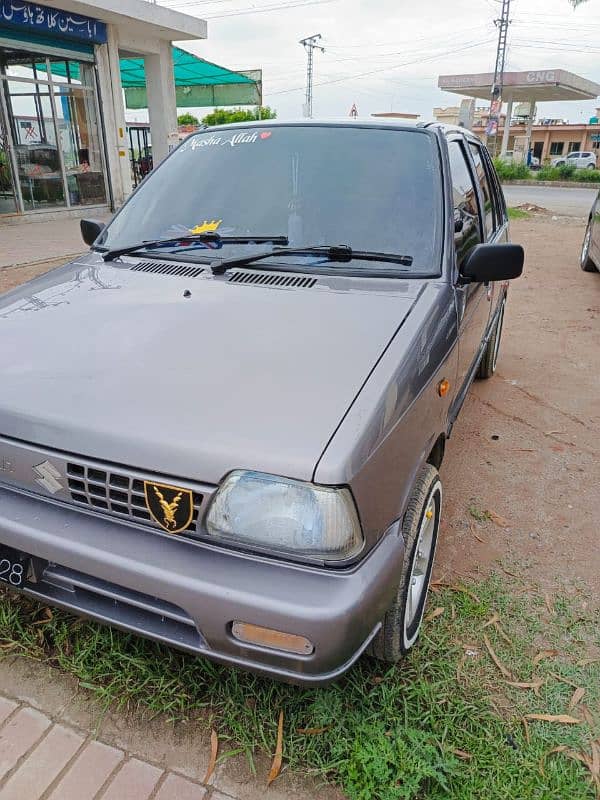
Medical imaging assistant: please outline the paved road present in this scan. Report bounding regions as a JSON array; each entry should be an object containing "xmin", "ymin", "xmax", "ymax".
[{"xmin": 502, "ymin": 184, "xmax": 597, "ymax": 217}]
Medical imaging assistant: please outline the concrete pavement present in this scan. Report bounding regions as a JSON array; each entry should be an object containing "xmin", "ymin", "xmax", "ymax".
[
  {"xmin": 0, "ymin": 696, "xmax": 213, "ymax": 800},
  {"xmin": 1, "ymin": 213, "xmax": 111, "ymax": 269},
  {"xmin": 502, "ymin": 184, "xmax": 597, "ymax": 217},
  {"xmin": 0, "ymin": 656, "xmax": 342, "ymax": 800}
]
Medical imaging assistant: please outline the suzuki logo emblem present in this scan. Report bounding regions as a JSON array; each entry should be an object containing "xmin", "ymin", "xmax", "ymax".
[{"xmin": 33, "ymin": 460, "xmax": 64, "ymax": 494}]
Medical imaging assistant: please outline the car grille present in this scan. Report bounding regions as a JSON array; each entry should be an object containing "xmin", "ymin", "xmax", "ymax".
[{"xmin": 66, "ymin": 462, "xmax": 203, "ymax": 535}]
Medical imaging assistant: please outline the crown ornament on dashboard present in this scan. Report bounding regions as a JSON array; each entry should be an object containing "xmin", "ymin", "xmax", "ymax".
[{"xmin": 189, "ymin": 219, "xmax": 222, "ymax": 234}]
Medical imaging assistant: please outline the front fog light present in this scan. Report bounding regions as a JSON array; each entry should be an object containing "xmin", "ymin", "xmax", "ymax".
[
  {"xmin": 206, "ymin": 470, "xmax": 363, "ymax": 561},
  {"xmin": 231, "ymin": 621, "xmax": 314, "ymax": 655}
]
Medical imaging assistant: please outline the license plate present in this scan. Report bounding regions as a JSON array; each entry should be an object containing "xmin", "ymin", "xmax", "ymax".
[{"xmin": 0, "ymin": 546, "xmax": 31, "ymax": 588}]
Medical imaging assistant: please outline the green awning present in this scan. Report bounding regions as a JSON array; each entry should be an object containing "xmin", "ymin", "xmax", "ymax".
[
  {"xmin": 122, "ymin": 47, "xmax": 261, "ymax": 109},
  {"xmin": 44, "ymin": 46, "xmax": 261, "ymax": 108}
]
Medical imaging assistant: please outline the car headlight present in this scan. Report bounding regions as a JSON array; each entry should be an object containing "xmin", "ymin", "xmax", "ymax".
[{"xmin": 206, "ymin": 470, "xmax": 363, "ymax": 561}]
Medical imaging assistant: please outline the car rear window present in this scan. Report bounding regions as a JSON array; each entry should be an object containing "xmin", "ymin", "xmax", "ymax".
[{"xmin": 101, "ymin": 125, "xmax": 443, "ymax": 276}]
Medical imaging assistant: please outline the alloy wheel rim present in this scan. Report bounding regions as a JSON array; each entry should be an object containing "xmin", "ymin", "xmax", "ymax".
[
  {"xmin": 405, "ymin": 492, "xmax": 438, "ymax": 631},
  {"xmin": 582, "ymin": 225, "xmax": 591, "ymax": 265}
]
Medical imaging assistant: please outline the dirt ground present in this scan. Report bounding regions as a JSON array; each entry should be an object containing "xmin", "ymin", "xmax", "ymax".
[
  {"xmin": 437, "ymin": 216, "xmax": 600, "ymax": 602},
  {"xmin": 1, "ymin": 217, "xmax": 598, "ymax": 604},
  {"xmin": 0, "ymin": 256, "xmax": 73, "ymax": 292}
]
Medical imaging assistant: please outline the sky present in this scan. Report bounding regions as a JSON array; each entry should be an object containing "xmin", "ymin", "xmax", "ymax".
[{"xmin": 145, "ymin": 0, "xmax": 600, "ymax": 124}]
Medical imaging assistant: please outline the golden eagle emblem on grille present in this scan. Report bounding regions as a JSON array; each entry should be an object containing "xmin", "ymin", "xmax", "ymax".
[{"xmin": 144, "ymin": 481, "xmax": 193, "ymax": 534}]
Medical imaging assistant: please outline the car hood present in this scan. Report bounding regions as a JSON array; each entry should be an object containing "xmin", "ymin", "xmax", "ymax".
[{"xmin": 0, "ymin": 254, "xmax": 423, "ymax": 484}]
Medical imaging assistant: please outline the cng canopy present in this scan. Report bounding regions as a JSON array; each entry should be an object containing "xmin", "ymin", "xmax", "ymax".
[
  {"xmin": 122, "ymin": 46, "xmax": 261, "ymax": 109},
  {"xmin": 438, "ymin": 69, "xmax": 600, "ymax": 102}
]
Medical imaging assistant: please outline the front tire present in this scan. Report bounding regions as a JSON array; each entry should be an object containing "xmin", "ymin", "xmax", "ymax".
[
  {"xmin": 581, "ymin": 220, "xmax": 598, "ymax": 272},
  {"xmin": 477, "ymin": 297, "xmax": 505, "ymax": 379},
  {"xmin": 370, "ymin": 464, "xmax": 442, "ymax": 662}
]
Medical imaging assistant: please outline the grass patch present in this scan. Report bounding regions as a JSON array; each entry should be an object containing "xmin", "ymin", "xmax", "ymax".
[
  {"xmin": 0, "ymin": 576, "xmax": 598, "ymax": 799},
  {"xmin": 507, "ymin": 207, "xmax": 530, "ymax": 220}
]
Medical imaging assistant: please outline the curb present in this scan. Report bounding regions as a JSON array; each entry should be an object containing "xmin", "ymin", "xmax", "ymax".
[{"xmin": 502, "ymin": 179, "xmax": 600, "ymax": 189}]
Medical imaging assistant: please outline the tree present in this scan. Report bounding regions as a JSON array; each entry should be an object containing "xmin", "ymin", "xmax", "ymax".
[
  {"xmin": 201, "ymin": 107, "xmax": 277, "ymax": 127},
  {"xmin": 177, "ymin": 113, "xmax": 200, "ymax": 126}
]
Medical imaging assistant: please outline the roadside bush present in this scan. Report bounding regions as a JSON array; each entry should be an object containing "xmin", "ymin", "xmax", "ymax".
[
  {"xmin": 557, "ymin": 163, "xmax": 576, "ymax": 179},
  {"xmin": 574, "ymin": 169, "xmax": 600, "ymax": 182},
  {"xmin": 536, "ymin": 166, "xmax": 564, "ymax": 181},
  {"xmin": 493, "ymin": 158, "xmax": 531, "ymax": 180}
]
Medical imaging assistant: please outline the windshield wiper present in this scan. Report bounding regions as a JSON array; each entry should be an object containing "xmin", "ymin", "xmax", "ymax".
[
  {"xmin": 102, "ymin": 234, "xmax": 289, "ymax": 262},
  {"xmin": 211, "ymin": 245, "xmax": 413, "ymax": 275}
]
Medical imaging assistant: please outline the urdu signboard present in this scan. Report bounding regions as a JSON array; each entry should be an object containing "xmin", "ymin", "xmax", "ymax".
[{"xmin": 0, "ymin": 0, "xmax": 107, "ymax": 43}]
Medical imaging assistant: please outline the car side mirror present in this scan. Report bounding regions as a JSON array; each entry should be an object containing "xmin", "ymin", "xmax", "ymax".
[
  {"xmin": 80, "ymin": 218, "xmax": 105, "ymax": 247},
  {"xmin": 460, "ymin": 243, "xmax": 524, "ymax": 284}
]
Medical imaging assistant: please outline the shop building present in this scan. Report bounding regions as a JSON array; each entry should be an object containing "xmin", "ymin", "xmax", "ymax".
[
  {"xmin": 437, "ymin": 70, "xmax": 600, "ymax": 163},
  {"xmin": 0, "ymin": 0, "xmax": 206, "ymax": 221},
  {"xmin": 434, "ymin": 104, "xmax": 600, "ymax": 164}
]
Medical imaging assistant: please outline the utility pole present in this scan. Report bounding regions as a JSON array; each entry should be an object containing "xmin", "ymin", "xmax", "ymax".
[
  {"xmin": 299, "ymin": 34, "xmax": 324, "ymax": 118},
  {"xmin": 486, "ymin": 0, "xmax": 510, "ymax": 156}
]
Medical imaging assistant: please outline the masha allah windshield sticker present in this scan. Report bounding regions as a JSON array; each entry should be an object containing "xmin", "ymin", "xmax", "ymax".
[{"xmin": 178, "ymin": 130, "xmax": 272, "ymax": 153}]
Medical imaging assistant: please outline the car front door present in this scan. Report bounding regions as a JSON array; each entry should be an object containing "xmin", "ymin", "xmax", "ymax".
[
  {"xmin": 569, "ymin": 152, "xmax": 581, "ymax": 168},
  {"xmin": 448, "ymin": 138, "xmax": 489, "ymax": 395}
]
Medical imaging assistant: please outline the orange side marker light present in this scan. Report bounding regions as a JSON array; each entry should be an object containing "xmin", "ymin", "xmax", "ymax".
[{"xmin": 438, "ymin": 379, "xmax": 450, "ymax": 397}]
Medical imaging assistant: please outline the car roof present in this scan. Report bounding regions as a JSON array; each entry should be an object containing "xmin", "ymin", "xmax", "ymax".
[
  {"xmin": 198, "ymin": 117, "xmax": 431, "ymax": 133},
  {"xmin": 193, "ymin": 118, "xmax": 479, "ymax": 145}
]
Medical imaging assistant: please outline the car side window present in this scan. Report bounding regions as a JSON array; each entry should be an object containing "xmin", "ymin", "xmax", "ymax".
[
  {"xmin": 468, "ymin": 143, "xmax": 494, "ymax": 238},
  {"xmin": 448, "ymin": 140, "xmax": 483, "ymax": 270}
]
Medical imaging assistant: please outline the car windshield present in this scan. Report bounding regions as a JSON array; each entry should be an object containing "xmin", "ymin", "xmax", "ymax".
[{"xmin": 99, "ymin": 124, "xmax": 442, "ymax": 275}]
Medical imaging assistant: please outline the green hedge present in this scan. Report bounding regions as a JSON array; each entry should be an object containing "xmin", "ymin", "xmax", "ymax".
[
  {"xmin": 493, "ymin": 156, "xmax": 599, "ymax": 183},
  {"xmin": 573, "ymin": 169, "xmax": 600, "ymax": 182},
  {"xmin": 536, "ymin": 164, "xmax": 576, "ymax": 181},
  {"xmin": 492, "ymin": 158, "xmax": 531, "ymax": 180}
]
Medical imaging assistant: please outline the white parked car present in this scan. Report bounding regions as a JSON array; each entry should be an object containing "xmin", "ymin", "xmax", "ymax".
[{"xmin": 551, "ymin": 151, "xmax": 596, "ymax": 170}]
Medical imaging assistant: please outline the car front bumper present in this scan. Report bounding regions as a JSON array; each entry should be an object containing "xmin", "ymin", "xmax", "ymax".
[{"xmin": 0, "ymin": 486, "xmax": 404, "ymax": 685}]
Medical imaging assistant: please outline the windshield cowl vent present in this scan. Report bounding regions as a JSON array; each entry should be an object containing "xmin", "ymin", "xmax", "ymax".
[
  {"xmin": 130, "ymin": 261, "xmax": 205, "ymax": 278},
  {"xmin": 228, "ymin": 271, "xmax": 317, "ymax": 289}
]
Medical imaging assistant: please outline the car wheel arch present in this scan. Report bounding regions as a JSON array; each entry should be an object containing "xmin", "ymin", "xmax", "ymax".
[
  {"xmin": 398, "ymin": 432, "xmax": 447, "ymax": 522},
  {"xmin": 427, "ymin": 433, "xmax": 446, "ymax": 470}
]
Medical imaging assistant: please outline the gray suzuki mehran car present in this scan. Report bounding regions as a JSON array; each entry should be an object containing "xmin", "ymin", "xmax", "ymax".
[{"xmin": 0, "ymin": 120, "xmax": 523, "ymax": 685}]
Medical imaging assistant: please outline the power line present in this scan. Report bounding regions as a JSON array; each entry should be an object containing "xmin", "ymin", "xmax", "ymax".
[
  {"xmin": 324, "ymin": 24, "xmax": 491, "ymax": 51},
  {"xmin": 160, "ymin": 0, "xmax": 237, "ymax": 7},
  {"xmin": 512, "ymin": 40, "xmax": 600, "ymax": 53},
  {"xmin": 164, "ymin": 0, "xmax": 334, "ymax": 14},
  {"xmin": 269, "ymin": 37, "xmax": 493, "ymax": 96},
  {"xmin": 266, "ymin": 35, "xmax": 493, "ymax": 89},
  {"xmin": 299, "ymin": 33, "xmax": 324, "ymax": 117}
]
